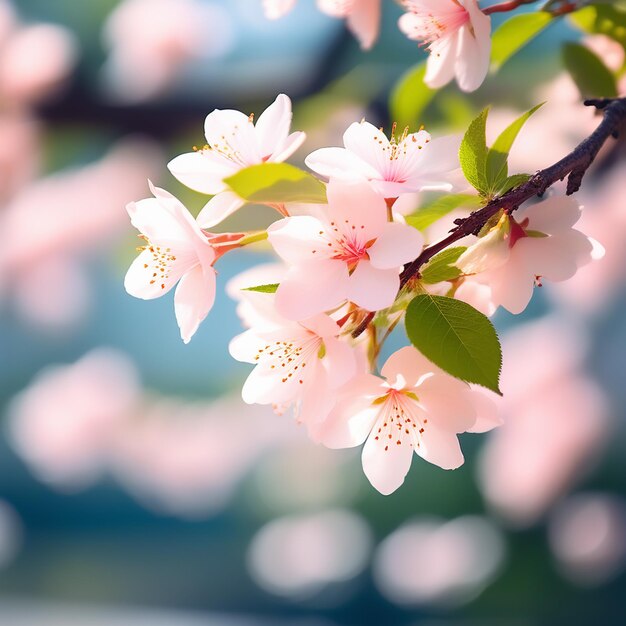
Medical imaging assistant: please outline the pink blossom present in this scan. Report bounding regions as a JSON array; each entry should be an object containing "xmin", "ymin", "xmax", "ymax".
[
  {"xmin": 124, "ymin": 183, "xmax": 217, "ymax": 343},
  {"xmin": 455, "ymin": 196, "xmax": 602, "ymax": 315},
  {"xmin": 102, "ymin": 0, "xmax": 233, "ymax": 103},
  {"xmin": 229, "ymin": 311, "xmax": 357, "ymax": 426},
  {"xmin": 0, "ymin": 140, "xmax": 162, "ymax": 330},
  {"xmin": 314, "ymin": 346, "xmax": 497, "ymax": 495},
  {"xmin": 477, "ymin": 317, "xmax": 611, "ymax": 527},
  {"xmin": 373, "ymin": 516, "xmax": 506, "ymax": 607},
  {"xmin": 398, "ymin": 0, "xmax": 491, "ymax": 93},
  {"xmin": 306, "ymin": 120, "xmax": 459, "ymax": 198},
  {"xmin": 168, "ymin": 94, "xmax": 305, "ymax": 228},
  {"xmin": 0, "ymin": 23, "xmax": 77, "ymax": 105},
  {"xmin": 267, "ymin": 179, "xmax": 423, "ymax": 320},
  {"xmin": 111, "ymin": 397, "xmax": 291, "ymax": 518},
  {"xmin": 263, "ymin": 0, "xmax": 381, "ymax": 49},
  {"xmin": 8, "ymin": 349, "xmax": 141, "ymax": 490}
]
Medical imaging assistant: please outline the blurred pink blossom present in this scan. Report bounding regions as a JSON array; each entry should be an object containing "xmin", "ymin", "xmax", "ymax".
[
  {"xmin": 8, "ymin": 349, "xmax": 141, "ymax": 490},
  {"xmin": 548, "ymin": 493, "xmax": 626, "ymax": 586},
  {"xmin": 0, "ymin": 22, "xmax": 77, "ymax": 105},
  {"xmin": 102, "ymin": 0, "xmax": 234, "ymax": 103},
  {"xmin": 248, "ymin": 509, "xmax": 372, "ymax": 598},
  {"xmin": 477, "ymin": 317, "xmax": 611, "ymax": 527},
  {"xmin": 373, "ymin": 516, "xmax": 506, "ymax": 607},
  {"xmin": 0, "ymin": 112, "xmax": 40, "ymax": 204},
  {"xmin": 111, "ymin": 397, "xmax": 296, "ymax": 518},
  {"xmin": 0, "ymin": 139, "xmax": 163, "ymax": 330}
]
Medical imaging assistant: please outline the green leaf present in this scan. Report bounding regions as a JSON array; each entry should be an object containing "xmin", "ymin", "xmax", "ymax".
[
  {"xmin": 499, "ymin": 173, "xmax": 531, "ymax": 194},
  {"xmin": 562, "ymin": 42, "xmax": 618, "ymax": 99},
  {"xmin": 485, "ymin": 103, "xmax": 544, "ymax": 193},
  {"xmin": 242, "ymin": 283, "xmax": 279, "ymax": 293},
  {"xmin": 459, "ymin": 108, "xmax": 490, "ymax": 194},
  {"xmin": 421, "ymin": 247, "xmax": 467, "ymax": 284},
  {"xmin": 491, "ymin": 12, "xmax": 553, "ymax": 72},
  {"xmin": 389, "ymin": 63, "xmax": 436, "ymax": 130},
  {"xmin": 225, "ymin": 163, "xmax": 327, "ymax": 204},
  {"xmin": 570, "ymin": 4, "xmax": 626, "ymax": 50},
  {"xmin": 405, "ymin": 294, "xmax": 502, "ymax": 394},
  {"xmin": 407, "ymin": 194, "xmax": 483, "ymax": 231}
]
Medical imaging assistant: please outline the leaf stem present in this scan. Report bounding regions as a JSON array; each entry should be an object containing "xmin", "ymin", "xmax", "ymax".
[{"xmin": 483, "ymin": 0, "xmax": 537, "ymax": 16}]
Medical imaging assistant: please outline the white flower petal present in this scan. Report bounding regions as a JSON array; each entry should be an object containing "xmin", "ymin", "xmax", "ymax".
[
  {"xmin": 255, "ymin": 93, "xmax": 293, "ymax": 158},
  {"xmin": 174, "ymin": 263, "xmax": 216, "ymax": 343},
  {"xmin": 267, "ymin": 215, "xmax": 331, "ymax": 263},
  {"xmin": 196, "ymin": 190, "xmax": 245, "ymax": 228},
  {"xmin": 275, "ymin": 260, "xmax": 350, "ymax": 320},
  {"xmin": 167, "ymin": 151, "xmax": 234, "ymax": 195},
  {"xmin": 417, "ymin": 424, "xmax": 465, "ymax": 470},
  {"xmin": 347, "ymin": 261, "xmax": 399, "ymax": 312},
  {"xmin": 368, "ymin": 222, "xmax": 423, "ymax": 269},
  {"xmin": 362, "ymin": 422, "xmax": 414, "ymax": 495}
]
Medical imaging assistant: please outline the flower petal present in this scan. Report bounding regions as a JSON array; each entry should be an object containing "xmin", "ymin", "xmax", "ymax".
[
  {"xmin": 417, "ymin": 424, "xmax": 465, "ymax": 470},
  {"xmin": 455, "ymin": 10, "xmax": 491, "ymax": 93},
  {"xmin": 362, "ymin": 423, "xmax": 414, "ymax": 495},
  {"xmin": 268, "ymin": 215, "xmax": 331, "ymax": 263},
  {"xmin": 347, "ymin": 261, "xmax": 399, "ymax": 311},
  {"xmin": 368, "ymin": 222, "xmax": 423, "ymax": 269},
  {"xmin": 255, "ymin": 93, "xmax": 293, "ymax": 158},
  {"xmin": 424, "ymin": 30, "xmax": 459, "ymax": 89},
  {"xmin": 322, "ymin": 336, "xmax": 357, "ymax": 388},
  {"xmin": 326, "ymin": 178, "xmax": 387, "ymax": 242},
  {"xmin": 167, "ymin": 151, "xmax": 234, "ymax": 195},
  {"xmin": 346, "ymin": 0, "xmax": 380, "ymax": 50},
  {"xmin": 204, "ymin": 108, "xmax": 261, "ymax": 164},
  {"xmin": 275, "ymin": 260, "xmax": 350, "ymax": 320},
  {"xmin": 271, "ymin": 131, "xmax": 307, "ymax": 163},
  {"xmin": 305, "ymin": 146, "xmax": 378, "ymax": 180},
  {"xmin": 174, "ymin": 263, "xmax": 216, "ymax": 343},
  {"xmin": 196, "ymin": 191, "xmax": 245, "ymax": 229},
  {"xmin": 124, "ymin": 249, "xmax": 195, "ymax": 300},
  {"xmin": 521, "ymin": 196, "xmax": 582, "ymax": 234}
]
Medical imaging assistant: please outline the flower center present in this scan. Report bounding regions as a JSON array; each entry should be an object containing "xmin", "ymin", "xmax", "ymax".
[
  {"xmin": 254, "ymin": 333, "xmax": 322, "ymax": 386},
  {"xmin": 405, "ymin": 3, "xmax": 470, "ymax": 48},
  {"xmin": 137, "ymin": 235, "xmax": 177, "ymax": 290},
  {"xmin": 372, "ymin": 389, "xmax": 428, "ymax": 452}
]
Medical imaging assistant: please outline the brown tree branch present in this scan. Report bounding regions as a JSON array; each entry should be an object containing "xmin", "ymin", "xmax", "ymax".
[{"xmin": 352, "ymin": 96, "xmax": 626, "ymax": 339}]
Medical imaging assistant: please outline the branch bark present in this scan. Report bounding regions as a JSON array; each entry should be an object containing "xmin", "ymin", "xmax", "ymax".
[{"xmin": 352, "ymin": 96, "xmax": 626, "ymax": 339}]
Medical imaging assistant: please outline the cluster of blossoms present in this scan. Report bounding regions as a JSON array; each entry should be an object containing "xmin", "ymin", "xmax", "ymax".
[
  {"xmin": 124, "ymin": 93, "xmax": 601, "ymax": 494},
  {"xmin": 262, "ymin": 0, "xmax": 492, "ymax": 92}
]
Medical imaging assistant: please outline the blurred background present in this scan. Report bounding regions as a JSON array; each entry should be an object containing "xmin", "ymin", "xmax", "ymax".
[{"xmin": 1, "ymin": 0, "xmax": 626, "ymax": 623}]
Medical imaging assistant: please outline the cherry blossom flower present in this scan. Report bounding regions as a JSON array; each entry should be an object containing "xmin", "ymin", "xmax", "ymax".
[
  {"xmin": 313, "ymin": 346, "xmax": 497, "ymax": 495},
  {"xmin": 168, "ymin": 94, "xmax": 305, "ymax": 228},
  {"xmin": 262, "ymin": 0, "xmax": 381, "ymax": 49},
  {"xmin": 267, "ymin": 179, "xmax": 424, "ymax": 320},
  {"xmin": 398, "ymin": 0, "xmax": 491, "ymax": 93},
  {"xmin": 455, "ymin": 196, "xmax": 602, "ymax": 315},
  {"xmin": 306, "ymin": 120, "xmax": 459, "ymax": 199},
  {"xmin": 124, "ymin": 183, "xmax": 217, "ymax": 343},
  {"xmin": 230, "ymin": 310, "xmax": 357, "ymax": 426}
]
